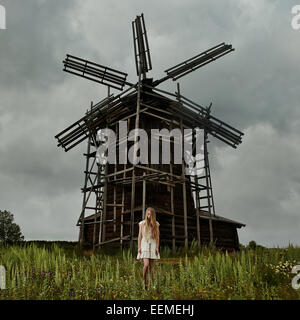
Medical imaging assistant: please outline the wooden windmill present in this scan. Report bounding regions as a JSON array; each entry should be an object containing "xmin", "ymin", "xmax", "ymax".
[{"xmin": 55, "ymin": 13, "xmax": 245, "ymax": 252}]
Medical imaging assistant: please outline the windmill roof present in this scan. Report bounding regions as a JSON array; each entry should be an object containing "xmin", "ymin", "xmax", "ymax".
[
  {"xmin": 199, "ymin": 210, "xmax": 246, "ymax": 228},
  {"xmin": 82, "ymin": 209, "xmax": 245, "ymax": 228}
]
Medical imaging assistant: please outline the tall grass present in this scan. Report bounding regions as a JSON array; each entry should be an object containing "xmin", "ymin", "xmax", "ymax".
[{"xmin": 0, "ymin": 241, "xmax": 299, "ymax": 300}]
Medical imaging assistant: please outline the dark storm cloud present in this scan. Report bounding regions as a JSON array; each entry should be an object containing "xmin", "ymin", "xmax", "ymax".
[
  {"xmin": 0, "ymin": 0, "xmax": 78, "ymax": 90},
  {"xmin": 213, "ymin": 123, "xmax": 300, "ymax": 246},
  {"xmin": 0, "ymin": 0, "xmax": 299, "ymax": 245}
]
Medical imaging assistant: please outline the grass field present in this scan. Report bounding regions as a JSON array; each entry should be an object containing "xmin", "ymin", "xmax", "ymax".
[{"xmin": 0, "ymin": 241, "xmax": 299, "ymax": 300}]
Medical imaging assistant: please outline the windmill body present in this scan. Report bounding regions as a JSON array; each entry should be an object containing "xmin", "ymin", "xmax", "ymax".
[{"xmin": 55, "ymin": 14, "xmax": 245, "ymax": 251}]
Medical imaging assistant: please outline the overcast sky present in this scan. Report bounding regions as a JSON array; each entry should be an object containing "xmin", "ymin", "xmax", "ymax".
[{"xmin": 0, "ymin": 0, "xmax": 299, "ymax": 247}]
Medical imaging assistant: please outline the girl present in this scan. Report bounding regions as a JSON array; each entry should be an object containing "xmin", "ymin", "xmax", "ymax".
[{"xmin": 137, "ymin": 207, "xmax": 160, "ymax": 290}]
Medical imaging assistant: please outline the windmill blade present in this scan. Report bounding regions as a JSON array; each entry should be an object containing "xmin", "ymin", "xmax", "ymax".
[
  {"xmin": 132, "ymin": 13, "xmax": 152, "ymax": 77},
  {"xmin": 63, "ymin": 54, "xmax": 131, "ymax": 91},
  {"xmin": 174, "ymin": 94, "xmax": 243, "ymax": 148},
  {"xmin": 140, "ymin": 85, "xmax": 243, "ymax": 148},
  {"xmin": 55, "ymin": 85, "xmax": 138, "ymax": 152},
  {"xmin": 165, "ymin": 43, "xmax": 234, "ymax": 80},
  {"xmin": 153, "ymin": 43, "xmax": 234, "ymax": 86}
]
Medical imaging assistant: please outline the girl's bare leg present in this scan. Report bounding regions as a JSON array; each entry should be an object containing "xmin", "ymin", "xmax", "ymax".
[
  {"xmin": 148, "ymin": 259, "xmax": 155, "ymax": 288},
  {"xmin": 143, "ymin": 258, "xmax": 149, "ymax": 289}
]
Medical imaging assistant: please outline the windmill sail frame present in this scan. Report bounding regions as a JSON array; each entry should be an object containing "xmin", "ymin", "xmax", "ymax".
[{"xmin": 55, "ymin": 13, "xmax": 246, "ymax": 252}]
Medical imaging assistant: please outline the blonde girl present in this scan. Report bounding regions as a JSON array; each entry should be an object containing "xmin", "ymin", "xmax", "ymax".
[{"xmin": 137, "ymin": 207, "xmax": 160, "ymax": 290}]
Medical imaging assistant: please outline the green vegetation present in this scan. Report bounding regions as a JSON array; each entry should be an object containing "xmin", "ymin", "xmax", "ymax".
[
  {"xmin": 0, "ymin": 241, "xmax": 299, "ymax": 300},
  {"xmin": 0, "ymin": 210, "xmax": 24, "ymax": 243}
]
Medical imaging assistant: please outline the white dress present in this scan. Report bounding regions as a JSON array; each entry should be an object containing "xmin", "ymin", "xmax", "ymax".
[{"xmin": 137, "ymin": 220, "xmax": 160, "ymax": 260}]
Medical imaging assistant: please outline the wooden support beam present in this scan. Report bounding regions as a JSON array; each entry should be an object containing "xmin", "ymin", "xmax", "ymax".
[
  {"xmin": 130, "ymin": 168, "xmax": 136, "ymax": 251},
  {"xmin": 135, "ymin": 164, "xmax": 183, "ymax": 181},
  {"xmin": 130, "ymin": 58, "xmax": 142, "ymax": 252},
  {"xmin": 106, "ymin": 204, "xmax": 125, "ymax": 207},
  {"xmin": 169, "ymin": 119, "xmax": 176, "ymax": 253},
  {"xmin": 142, "ymin": 172, "xmax": 146, "ymax": 219},
  {"xmin": 194, "ymin": 175, "xmax": 201, "ymax": 247},
  {"xmin": 120, "ymin": 117, "xmax": 130, "ymax": 247},
  {"xmin": 93, "ymin": 162, "xmax": 101, "ymax": 248},
  {"xmin": 99, "ymin": 162, "xmax": 108, "ymax": 244},
  {"xmin": 104, "ymin": 167, "xmax": 134, "ymax": 179},
  {"xmin": 79, "ymin": 103, "xmax": 93, "ymax": 246},
  {"xmin": 204, "ymin": 131, "xmax": 214, "ymax": 243},
  {"xmin": 181, "ymin": 125, "xmax": 188, "ymax": 249},
  {"xmin": 96, "ymin": 235, "xmax": 131, "ymax": 246},
  {"xmin": 113, "ymin": 122, "xmax": 117, "ymax": 233},
  {"xmin": 177, "ymin": 83, "xmax": 188, "ymax": 249}
]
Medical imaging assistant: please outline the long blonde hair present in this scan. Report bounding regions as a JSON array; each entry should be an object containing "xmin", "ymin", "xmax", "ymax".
[{"xmin": 144, "ymin": 207, "xmax": 159, "ymax": 241}]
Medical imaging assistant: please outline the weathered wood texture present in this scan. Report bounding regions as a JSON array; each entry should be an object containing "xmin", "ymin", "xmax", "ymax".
[{"xmin": 80, "ymin": 90, "xmax": 245, "ymax": 251}]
